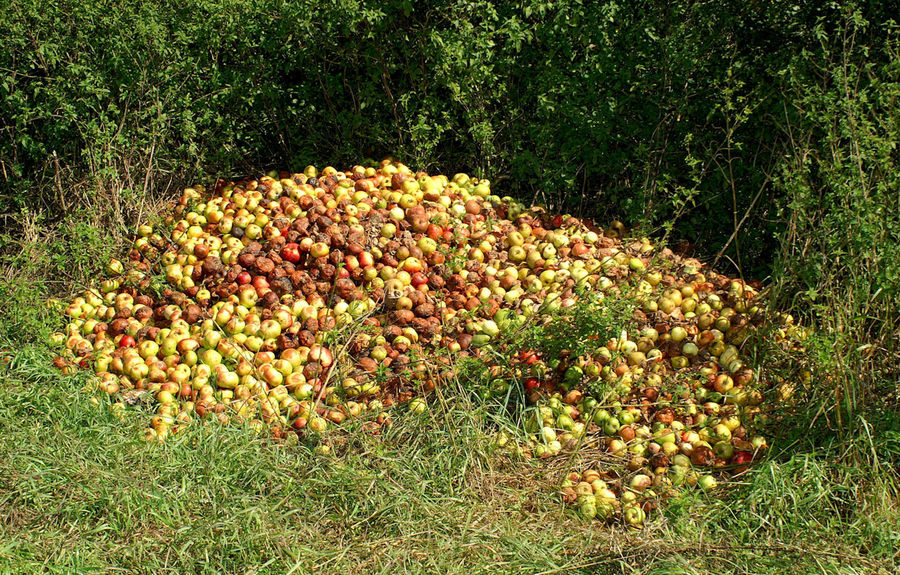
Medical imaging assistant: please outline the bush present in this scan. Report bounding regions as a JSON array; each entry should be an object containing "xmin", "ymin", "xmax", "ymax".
[{"xmin": 772, "ymin": 7, "xmax": 900, "ymax": 425}]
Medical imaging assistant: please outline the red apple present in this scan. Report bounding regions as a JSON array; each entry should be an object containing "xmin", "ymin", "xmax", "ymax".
[
  {"xmin": 358, "ymin": 252, "xmax": 374, "ymax": 267},
  {"xmin": 733, "ymin": 451, "xmax": 753, "ymax": 464},
  {"xmin": 281, "ymin": 243, "xmax": 301, "ymax": 264}
]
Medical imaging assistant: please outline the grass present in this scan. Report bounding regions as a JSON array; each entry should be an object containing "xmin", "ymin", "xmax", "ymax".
[
  {"xmin": 0, "ymin": 345, "xmax": 592, "ymax": 574},
  {"xmin": 0, "ymin": 337, "xmax": 897, "ymax": 574},
  {"xmin": 0, "ymin": 188, "xmax": 897, "ymax": 574}
]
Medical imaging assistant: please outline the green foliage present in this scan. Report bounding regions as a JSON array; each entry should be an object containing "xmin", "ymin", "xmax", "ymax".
[
  {"xmin": 454, "ymin": 284, "xmax": 637, "ymax": 423},
  {"xmin": 0, "ymin": 1, "xmax": 893, "ymax": 268},
  {"xmin": 771, "ymin": 6, "xmax": 900, "ymax": 424},
  {"xmin": 516, "ymin": 285, "xmax": 636, "ymax": 364},
  {"xmin": 0, "ymin": 208, "xmax": 115, "ymax": 343}
]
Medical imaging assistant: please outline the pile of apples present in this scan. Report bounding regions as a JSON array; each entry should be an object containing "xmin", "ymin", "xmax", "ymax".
[{"xmin": 52, "ymin": 160, "xmax": 803, "ymax": 526}]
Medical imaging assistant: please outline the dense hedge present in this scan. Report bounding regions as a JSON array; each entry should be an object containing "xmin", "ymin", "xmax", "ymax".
[
  {"xmin": 0, "ymin": 2, "xmax": 888, "ymax": 252},
  {"xmin": 1, "ymin": 1, "xmax": 897, "ymax": 414}
]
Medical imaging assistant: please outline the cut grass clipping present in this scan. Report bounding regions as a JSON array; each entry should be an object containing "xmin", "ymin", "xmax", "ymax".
[{"xmin": 50, "ymin": 160, "xmax": 810, "ymax": 530}]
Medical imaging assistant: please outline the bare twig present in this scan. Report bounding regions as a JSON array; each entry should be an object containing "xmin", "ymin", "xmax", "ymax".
[{"xmin": 712, "ymin": 172, "xmax": 771, "ymax": 268}]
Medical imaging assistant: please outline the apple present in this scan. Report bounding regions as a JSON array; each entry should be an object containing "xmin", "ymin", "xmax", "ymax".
[
  {"xmin": 259, "ymin": 319, "xmax": 281, "ymax": 339},
  {"xmin": 238, "ymin": 286, "xmax": 258, "ymax": 308},
  {"xmin": 699, "ymin": 475, "xmax": 718, "ymax": 491},
  {"xmin": 281, "ymin": 243, "xmax": 301, "ymax": 264},
  {"xmin": 138, "ymin": 340, "xmax": 159, "ymax": 359},
  {"xmin": 310, "ymin": 242, "xmax": 329, "ymax": 258},
  {"xmin": 622, "ymin": 505, "xmax": 644, "ymax": 527}
]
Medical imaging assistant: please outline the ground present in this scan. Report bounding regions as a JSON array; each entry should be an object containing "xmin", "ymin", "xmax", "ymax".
[{"xmin": 0, "ymin": 343, "xmax": 896, "ymax": 574}]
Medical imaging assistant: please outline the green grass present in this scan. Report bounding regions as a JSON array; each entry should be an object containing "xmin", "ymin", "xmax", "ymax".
[{"xmin": 0, "ymin": 340, "xmax": 897, "ymax": 574}]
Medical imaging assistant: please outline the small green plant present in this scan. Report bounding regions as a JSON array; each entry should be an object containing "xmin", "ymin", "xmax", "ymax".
[{"xmin": 514, "ymin": 285, "xmax": 636, "ymax": 363}]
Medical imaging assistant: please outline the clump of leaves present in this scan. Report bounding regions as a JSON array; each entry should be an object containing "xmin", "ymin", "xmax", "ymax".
[{"xmin": 515, "ymin": 284, "xmax": 637, "ymax": 362}]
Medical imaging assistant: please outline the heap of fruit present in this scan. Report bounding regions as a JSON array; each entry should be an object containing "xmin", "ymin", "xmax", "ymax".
[{"xmin": 52, "ymin": 160, "xmax": 805, "ymax": 526}]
